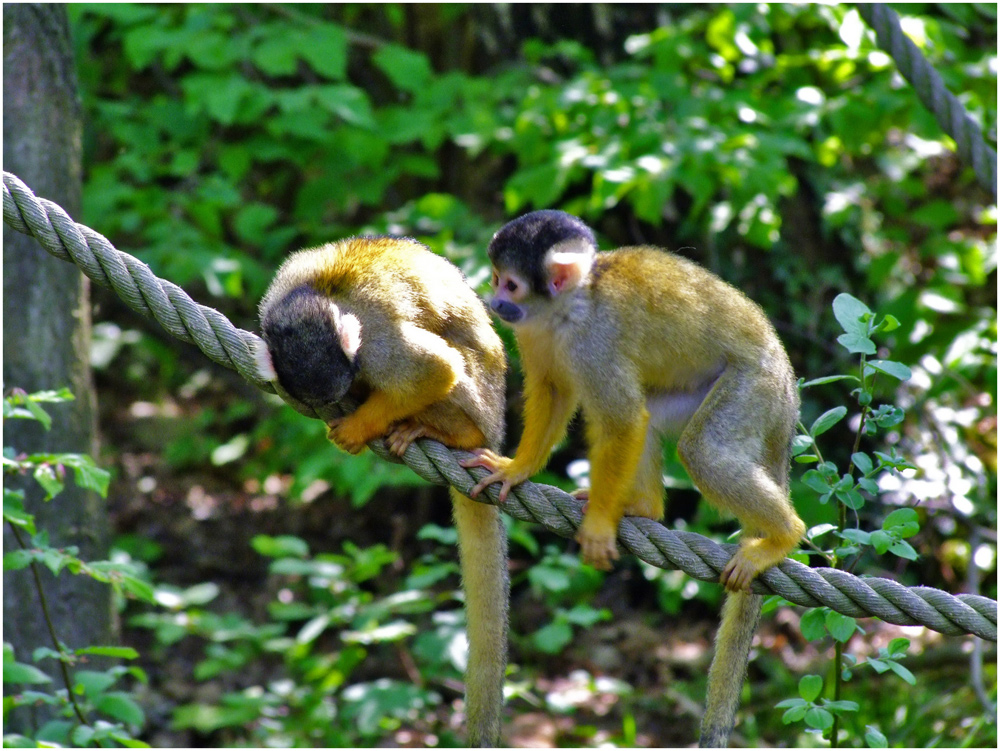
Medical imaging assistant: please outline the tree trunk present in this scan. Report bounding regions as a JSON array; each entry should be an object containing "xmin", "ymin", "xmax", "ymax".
[{"xmin": 3, "ymin": 3, "xmax": 113, "ymax": 732}]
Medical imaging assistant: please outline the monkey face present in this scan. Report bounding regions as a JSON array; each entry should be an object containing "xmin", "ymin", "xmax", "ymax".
[{"xmin": 488, "ymin": 268, "xmax": 529, "ymax": 323}]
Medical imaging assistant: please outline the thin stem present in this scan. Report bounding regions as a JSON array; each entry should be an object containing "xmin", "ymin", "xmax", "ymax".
[
  {"xmin": 8, "ymin": 523, "xmax": 89, "ymax": 725},
  {"xmin": 829, "ymin": 357, "xmax": 873, "ymax": 748}
]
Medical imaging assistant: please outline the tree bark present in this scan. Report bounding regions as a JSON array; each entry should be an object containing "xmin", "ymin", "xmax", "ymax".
[{"xmin": 3, "ymin": 3, "xmax": 113, "ymax": 732}]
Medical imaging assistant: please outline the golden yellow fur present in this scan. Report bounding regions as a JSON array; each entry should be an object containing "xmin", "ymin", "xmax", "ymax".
[
  {"xmin": 260, "ymin": 236, "xmax": 509, "ymax": 746},
  {"xmin": 466, "ymin": 211, "xmax": 805, "ymax": 747}
]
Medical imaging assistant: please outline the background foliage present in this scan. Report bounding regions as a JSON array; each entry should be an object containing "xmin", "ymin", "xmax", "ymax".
[{"xmin": 9, "ymin": 3, "xmax": 995, "ymax": 747}]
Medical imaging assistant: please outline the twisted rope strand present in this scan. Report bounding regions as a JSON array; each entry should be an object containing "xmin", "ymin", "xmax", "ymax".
[
  {"xmin": 4, "ymin": 170, "xmax": 996, "ymax": 642},
  {"xmin": 857, "ymin": 3, "xmax": 997, "ymax": 199}
]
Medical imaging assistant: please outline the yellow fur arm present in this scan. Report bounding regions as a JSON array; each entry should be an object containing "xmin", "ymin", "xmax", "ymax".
[
  {"xmin": 508, "ymin": 365, "xmax": 578, "ymax": 478},
  {"xmin": 329, "ymin": 327, "xmax": 461, "ymax": 453},
  {"xmin": 576, "ymin": 409, "xmax": 650, "ymax": 569}
]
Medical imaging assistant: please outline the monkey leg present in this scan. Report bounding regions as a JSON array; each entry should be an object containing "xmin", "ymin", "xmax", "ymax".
[
  {"xmin": 622, "ymin": 419, "xmax": 666, "ymax": 520},
  {"xmin": 569, "ymin": 423, "xmax": 662, "ymax": 515},
  {"xmin": 678, "ymin": 450, "xmax": 803, "ymax": 591},
  {"xmin": 451, "ymin": 488, "xmax": 509, "ymax": 747},
  {"xmin": 385, "ymin": 416, "xmax": 486, "ymax": 458},
  {"xmin": 677, "ymin": 372, "xmax": 804, "ymax": 591}
]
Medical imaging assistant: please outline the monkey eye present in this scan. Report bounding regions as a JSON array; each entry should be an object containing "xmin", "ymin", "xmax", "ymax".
[
  {"xmin": 491, "ymin": 270, "xmax": 499, "ymax": 287},
  {"xmin": 504, "ymin": 278, "xmax": 518, "ymax": 293}
]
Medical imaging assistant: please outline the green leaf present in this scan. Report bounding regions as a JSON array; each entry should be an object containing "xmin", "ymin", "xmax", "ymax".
[
  {"xmin": 36, "ymin": 719, "xmax": 73, "ymax": 744},
  {"xmin": 887, "ymin": 637, "xmax": 910, "ymax": 657},
  {"xmin": 883, "ymin": 509, "xmax": 919, "ymax": 537},
  {"xmin": 851, "ymin": 452, "xmax": 873, "ymax": 475},
  {"xmin": 800, "ymin": 609, "xmax": 828, "ymax": 641},
  {"xmin": 531, "ymin": 620, "xmax": 573, "ymax": 654},
  {"xmin": 3, "ymin": 660, "xmax": 53, "ymax": 685},
  {"xmin": 76, "ymin": 646, "xmax": 140, "ymax": 660},
  {"xmin": 865, "ymin": 725, "xmax": 889, "ymax": 747},
  {"xmin": 301, "ymin": 24, "xmax": 348, "ymax": 79},
  {"xmin": 876, "ymin": 314, "xmax": 900, "ymax": 333},
  {"xmin": 910, "ymin": 198, "xmax": 960, "ymax": 229},
  {"xmin": 96, "ymin": 691, "xmax": 146, "ymax": 726},
  {"xmin": 836, "ymin": 331, "xmax": 877, "ymax": 355},
  {"xmin": 122, "ymin": 575, "xmax": 157, "ymax": 603},
  {"xmin": 4, "ymin": 491, "xmax": 36, "ymax": 535},
  {"xmin": 804, "ymin": 706, "xmax": 834, "ymax": 730},
  {"xmin": 810, "ymin": 407, "xmax": 847, "ymax": 437},
  {"xmin": 74, "ymin": 669, "xmax": 117, "ymax": 697},
  {"xmin": 799, "ymin": 374, "xmax": 859, "ymax": 388},
  {"xmin": 832, "ymin": 293, "xmax": 872, "ymax": 334},
  {"xmin": 64, "ymin": 455, "xmax": 112, "ymax": 496},
  {"xmin": 72, "ymin": 724, "xmax": 97, "ymax": 746},
  {"xmin": 775, "ymin": 697, "xmax": 808, "ymax": 709},
  {"xmin": 802, "ymin": 470, "xmax": 831, "ymax": 494},
  {"xmin": 837, "ymin": 487, "xmax": 865, "ymax": 510},
  {"xmin": 858, "ymin": 477, "xmax": 879, "ymax": 494},
  {"xmin": 173, "ymin": 702, "xmax": 262, "ymax": 732},
  {"xmin": 866, "ymin": 359, "xmax": 912, "ymax": 381},
  {"xmin": 252, "ymin": 33, "xmax": 300, "ymax": 76},
  {"xmin": 790, "ymin": 435, "xmax": 814, "ymax": 456},
  {"xmin": 528, "ymin": 565, "xmax": 572, "ymax": 593},
  {"xmin": 314, "ymin": 84, "xmax": 375, "ymax": 128},
  {"xmin": 781, "ymin": 704, "xmax": 810, "ymax": 724},
  {"xmin": 887, "ymin": 660, "xmax": 916, "ymax": 685},
  {"xmin": 24, "ymin": 398, "xmax": 53, "ymax": 431},
  {"xmin": 798, "ymin": 674, "xmax": 823, "ymax": 702},
  {"xmin": 888, "ymin": 539, "xmax": 918, "ymax": 560},
  {"xmin": 33, "ymin": 465, "xmax": 63, "ymax": 500},
  {"xmin": 251, "ymin": 534, "xmax": 309, "ymax": 559},
  {"xmin": 297, "ymin": 613, "xmax": 332, "ymax": 644},
  {"xmin": 839, "ymin": 528, "xmax": 871, "ymax": 545},
  {"xmin": 805, "ymin": 523, "xmax": 837, "ymax": 541},
  {"xmin": 564, "ymin": 604, "xmax": 610, "ymax": 627},
  {"xmin": 232, "ymin": 203, "xmax": 279, "ymax": 244},
  {"xmin": 825, "ymin": 611, "xmax": 857, "ymax": 643},
  {"xmin": 3, "ymin": 549, "xmax": 34, "ymax": 571},
  {"xmin": 372, "ymin": 44, "xmax": 433, "ymax": 93},
  {"xmin": 870, "ymin": 530, "xmax": 892, "ymax": 554}
]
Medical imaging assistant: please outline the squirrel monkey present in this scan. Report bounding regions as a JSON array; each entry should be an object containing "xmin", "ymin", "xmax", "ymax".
[
  {"xmin": 258, "ymin": 236, "xmax": 509, "ymax": 747},
  {"xmin": 461, "ymin": 210, "xmax": 805, "ymax": 747}
]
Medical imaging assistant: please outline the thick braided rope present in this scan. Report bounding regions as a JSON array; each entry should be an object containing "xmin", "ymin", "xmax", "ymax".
[
  {"xmin": 857, "ymin": 3, "xmax": 997, "ymax": 200},
  {"xmin": 4, "ymin": 170, "xmax": 996, "ymax": 642}
]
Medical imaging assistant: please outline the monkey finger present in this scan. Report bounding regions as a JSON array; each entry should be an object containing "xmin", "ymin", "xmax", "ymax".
[
  {"xmin": 468, "ymin": 475, "xmax": 495, "ymax": 498},
  {"xmin": 720, "ymin": 561, "xmax": 753, "ymax": 592},
  {"xmin": 497, "ymin": 481, "xmax": 512, "ymax": 504},
  {"xmin": 459, "ymin": 448, "xmax": 504, "ymax": 470}
]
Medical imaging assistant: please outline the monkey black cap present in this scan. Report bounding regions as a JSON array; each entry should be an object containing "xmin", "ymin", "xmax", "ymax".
[{"xmin": 488, "ymin": 210, "xmax": 596, "ymax": 295}]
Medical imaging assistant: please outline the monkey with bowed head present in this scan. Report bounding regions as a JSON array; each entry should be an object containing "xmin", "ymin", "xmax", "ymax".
[{"xmin": 258, "ymin": 236, "xmax": 509, "ymax": 746}]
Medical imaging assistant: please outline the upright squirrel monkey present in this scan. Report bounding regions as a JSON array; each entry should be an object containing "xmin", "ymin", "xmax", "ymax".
[
  {"xmin": 461, "ymin": 210, "xmax": 805, "ymax": 747},
  {"xmin": 258, "ymin": 236, "xmax": 508, "ymax": 747}
]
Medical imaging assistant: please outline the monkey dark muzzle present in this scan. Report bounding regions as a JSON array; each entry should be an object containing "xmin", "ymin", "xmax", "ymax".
[{"xmin": 490, "ymin": 299, "xmax": 524, "ymax": 323}]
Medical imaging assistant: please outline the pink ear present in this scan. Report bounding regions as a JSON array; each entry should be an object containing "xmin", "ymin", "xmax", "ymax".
[
  {"xmin": 546, "ymin": 252, "xmax": 590, "ymax": 296},
  {"xmin": 338, "ymin": 312, "xmax": 362, "ymax": 360}
]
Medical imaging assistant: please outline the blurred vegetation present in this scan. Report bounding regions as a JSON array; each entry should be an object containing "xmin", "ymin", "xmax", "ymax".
[{"xmin": 10, "ymin": 2, "xmax": 992, "ymax": 747}]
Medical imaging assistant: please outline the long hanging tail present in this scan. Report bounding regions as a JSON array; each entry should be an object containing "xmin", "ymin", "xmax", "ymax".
[
  {"xmin": 450, "ymin": 488, "xmax": 509, "ymax": 747},
  {"xmin": 699, "ymin": 590, "xmax": 763, "ymax": 748}
]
